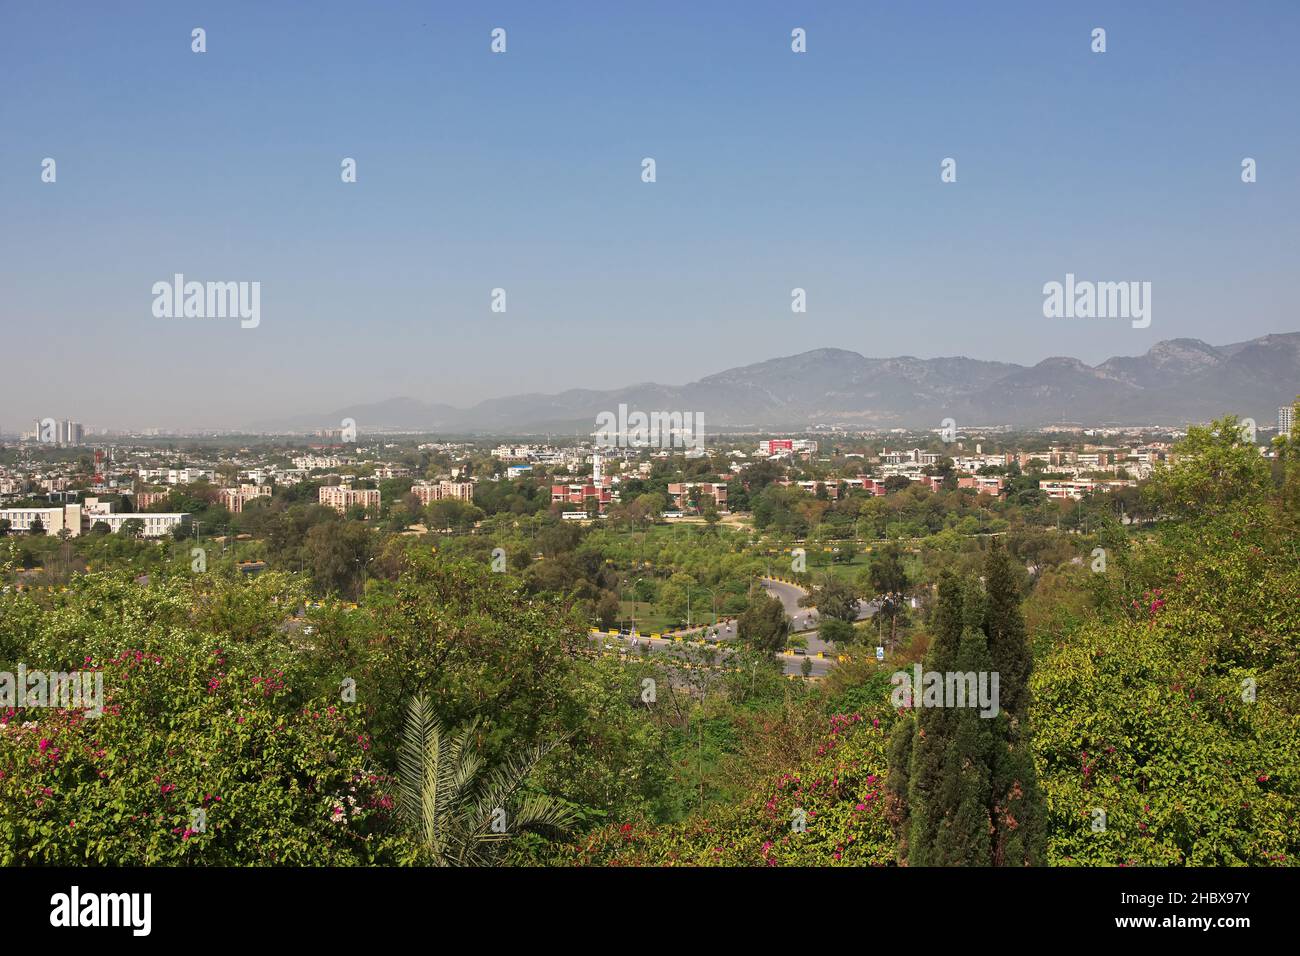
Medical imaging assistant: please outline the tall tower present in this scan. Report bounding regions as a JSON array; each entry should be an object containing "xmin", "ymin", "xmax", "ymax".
[{"xmin": 592, "ymin": 451, "xmax": 603, "ymax": 484}]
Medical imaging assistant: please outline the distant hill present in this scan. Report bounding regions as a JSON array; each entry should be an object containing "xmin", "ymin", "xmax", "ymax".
[{"xmin": 248, "ymin": 333, "xmax": 1300, "ymax": 434}]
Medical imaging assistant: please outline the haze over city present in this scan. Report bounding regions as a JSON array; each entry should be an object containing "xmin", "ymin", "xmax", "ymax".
[{"xmin": 3, "ymin": 0, "xmax": 1298, "ymax": 429}]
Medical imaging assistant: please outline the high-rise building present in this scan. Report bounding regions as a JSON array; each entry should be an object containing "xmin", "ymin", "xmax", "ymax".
[
  {"xmin": 30, "ymin": 418, "xmax": 84, "ymax": 446},
  {"xmin": 1280, "ymin": 405, "xmax": 1295, "ymax": 439}
]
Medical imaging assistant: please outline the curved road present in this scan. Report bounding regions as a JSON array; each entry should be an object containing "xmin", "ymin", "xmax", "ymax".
[
  {"xmin": 590, "ymin": 578, "xmax": 877, "ymax": 678},
  {"xmin": 760, "ymin": 577, "xmax": 878, "ymax": 658}
]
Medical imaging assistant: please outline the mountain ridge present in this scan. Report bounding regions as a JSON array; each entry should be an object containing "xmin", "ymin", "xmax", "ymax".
[{"xmin": 249, "ymin": 332, "xmax": 1300, "ymax": 434}]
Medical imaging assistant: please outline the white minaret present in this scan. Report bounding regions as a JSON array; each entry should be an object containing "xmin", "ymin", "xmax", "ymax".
[{"xmin": 592, "ymin": 451, "xmax": 603, "ymax": 484}]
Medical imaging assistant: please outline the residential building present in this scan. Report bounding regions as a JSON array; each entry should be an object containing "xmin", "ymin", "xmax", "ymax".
[
  {"xmin": 318, "ymin": 484, "xmax": 381, "ymax": 513},
  {"xmin": 666, "ymin": 482, "xmax": 727, "ymax": 511},
  {"xmin": 551, "ymin": 482, "xmax": 613, "ymax": 511},
  {"xmin": 219, "ymin": 485, "xmax": 272, "ymax": 514},
  {"xmin": 957, "ymin": 475, "xmax": 1007, "ymax": 496},
  {"xmin": 1039, "ymin": 478, "xmax": 1135, "ymax": 500},
  {"xmin": 412, "ymin": 480, "xmax": 475, "ymax": 506}
]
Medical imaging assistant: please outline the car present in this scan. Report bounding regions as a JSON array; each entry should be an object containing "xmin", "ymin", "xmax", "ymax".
[{"xmin": 791, "ymin": 648, "xmax": 806, "ymax": 655}]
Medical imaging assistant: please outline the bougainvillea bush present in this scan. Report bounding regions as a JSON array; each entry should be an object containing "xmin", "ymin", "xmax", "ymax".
[
  {"xmin": 530, "ymin": 707, "xmax": 898, "ymax": 866},
  {"xmin": 0, "ymin": 571, "xmax": 400, "ymax": 865},
  {"xmin": 1033, "ymin": 506, "xmax": 1300, "ymax": 866}
]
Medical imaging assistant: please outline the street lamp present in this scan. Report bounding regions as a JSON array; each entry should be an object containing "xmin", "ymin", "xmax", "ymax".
[
  {"xmin": 620, "ymin": 576, "xmax": 644, "ymax": 634},
  {"xmin": 686, "ymin": 584, "xmax": 719, "ymax": 630},
  {"xmin": 630, "ymin": 577, "xmax": 644, "ymax": 634}
]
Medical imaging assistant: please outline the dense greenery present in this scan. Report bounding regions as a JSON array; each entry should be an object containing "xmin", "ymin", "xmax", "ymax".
[{"xmin": 1, "ymin": 409, "xmax": 1297, "ymax": 866}]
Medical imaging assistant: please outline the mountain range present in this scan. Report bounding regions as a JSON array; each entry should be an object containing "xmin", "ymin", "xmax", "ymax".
[{"xmin": 251, "ymin": 332, "xmax": 1300, "ymax": 434}]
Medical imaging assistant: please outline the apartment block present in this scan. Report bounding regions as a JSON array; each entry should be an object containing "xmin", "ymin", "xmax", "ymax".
[
  {"xmin": 551, "ymin": 482, "xmax": 613, "ymax": 511},
  {"xmin": 666, "ymin": 482, "xmax": 727, "ymax": 511},
  {"xmin": 412, "ymin": 480, "xmax": 475, "ymax": 506},
  {"xmin": 1039, "ymin": 478, "xmax": 1135, "ymax": 500},
  {"xmin": 957, "ymin": 475, "xmax": 1007, "ymax": 496},
  {"xmin": 319, "ymin": 484, "xmax": 381, "ymax": 513},
  {"xmin": 220, "ymin": 485, "xmax": 272, "ymax": 514},
  {"xmin": 135, "ymin": 491, "xmax": 170, "ymax": 509}
]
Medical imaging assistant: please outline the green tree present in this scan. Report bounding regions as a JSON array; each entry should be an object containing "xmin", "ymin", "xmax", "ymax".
[
  {"xmin": 800, "ymin": 575, "xmax": 858, "ymax": 623},
  {"xmin": 737, "ymin": 590, "xmax": 790, "ymax": 655},
  {"xmin": 1145, "ymin": 415, "xmax": 1272, "ymax": 520},
  {"xmin": 818, "ymin": 617, "xmax": 856, "ymax": 645},
  {"xmin": 888, "ymin": 553, "xmax": 1046, "ymax": 867},
  {"xmin": 865, "ymin": 543, "xmax": 910, "ymax": 645}
]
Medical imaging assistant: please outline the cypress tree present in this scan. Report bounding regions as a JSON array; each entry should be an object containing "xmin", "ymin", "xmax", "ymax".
[
  {"xmin": 983, "ymin": 540, "xmax": 1031, "ymax": 721},
  {"xmin": 929, "ymin": 624, "xmax": 995, "ymax": 866},
  {"xmin": 887, "ymin": 552, "xmax": 1047, "ymax": 866},
  {"xmin": 900, "ymin": 573, "xmax": 972, "ymax": 864},
  {"xmin": 982, "ymin": 540, "xmax": 1047, "ymax": 865},
  {"xmin": 884, "ymin": 719, "xmax": 913, "ymax": 864}
]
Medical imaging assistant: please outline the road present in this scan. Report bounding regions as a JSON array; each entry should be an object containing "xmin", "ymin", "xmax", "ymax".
[
  {"xmin": 591, "ymin": 627, "xmax": 837, "ymax": 677},
  {"xmin": 760, "ymin": 577, "xmax": 878, "ymax": 657},
  {"xmin": 587, "ymin": 577, "xmax": 877, "ymax": 678}
]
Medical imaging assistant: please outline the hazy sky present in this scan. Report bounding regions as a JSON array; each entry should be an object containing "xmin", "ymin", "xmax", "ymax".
[{"xmin": 2, "ymin": 1, "xmax": 1297, "ymax": 430}]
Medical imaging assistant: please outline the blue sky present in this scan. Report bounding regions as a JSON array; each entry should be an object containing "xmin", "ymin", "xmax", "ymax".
[{"xmin": 1, "ymin": 1, "xmax": 1297, "ymax": 429}]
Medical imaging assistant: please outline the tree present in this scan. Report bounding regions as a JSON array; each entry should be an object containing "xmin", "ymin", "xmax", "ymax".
[
  {"xmin": 799, "ymin": 575, "xmax": 858, "ymax": 623},
  {"xmin": 396, "ymin": 697, "xmax": 576, "ymax": 866},
  {"xmin": 304, "ymin": 520, "xmax": 372, "ymax": 598},
  {"xmin": 1145, "ymin": 415, "xmax": 1272, "ymax": 520},
  {"xmin": 737, "ymin": 590, "xmax": 790, "ymax": 655},
  {"xmin": 702, "ymin": 504, "xmax": 720, "ymax": 530},
  {"xmin": 28, "ymin": 516, "xmax": 45, "ymax": 536},
  {"xmin": 887, "ymin": 553, "xmax": 1046, "ymax": 867},
  {"xmin": 866, "ymin": 544, "xmax": 910, "ymax": 645},
  {"xmin": 595, "ymin": 590, "xmax": 620, "ymax": 630},
  {"xmin": 119, "ymin": 518, "xmax": 144, "ymax": 538},
  {"xmin": 818, "ymin": 617, "xmax": 856, "ymax": 645}
]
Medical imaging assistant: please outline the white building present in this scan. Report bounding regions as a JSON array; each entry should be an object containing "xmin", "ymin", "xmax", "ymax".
[
  {"xmin": 0, "ymin": 504, "xmax": 82, "ymax": 536},
  {"xmin": 88, "ymin": 512, "xmax": 192, "ymax": 537},
  {"xmin": 293, "ymin": 456, "xmax": 350, "ymax": 470}
]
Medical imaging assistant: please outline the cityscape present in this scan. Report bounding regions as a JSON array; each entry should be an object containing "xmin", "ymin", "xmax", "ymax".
[{"xmin": 2, "ymin": 0, "xmax": 1298, "ymax": 936}]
